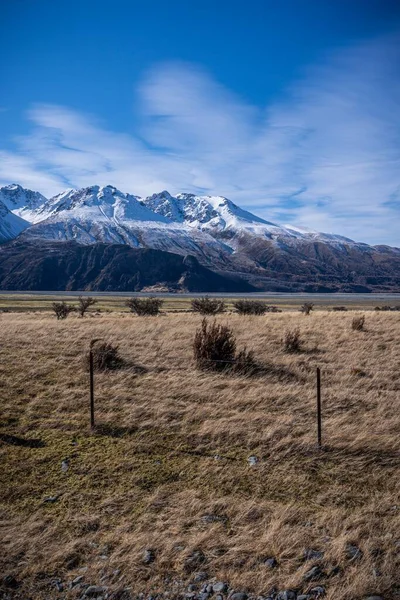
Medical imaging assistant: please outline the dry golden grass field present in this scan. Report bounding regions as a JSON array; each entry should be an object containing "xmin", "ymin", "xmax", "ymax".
[{"xmin": 0, "ymin": 309, "xmax": 399, "ymax": 600}]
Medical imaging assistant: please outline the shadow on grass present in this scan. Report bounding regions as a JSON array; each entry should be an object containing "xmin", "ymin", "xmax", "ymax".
[
  {"xmin": 0, "ymin": 433, "xmax": 45, "ymax": 448},
  {"xmin": 91, "ymin": 423, "xmax": 139, "ymax": 438}
]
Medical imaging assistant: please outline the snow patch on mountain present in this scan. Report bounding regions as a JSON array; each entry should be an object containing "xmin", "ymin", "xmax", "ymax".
[
  {"xmin": 0, "ymin": 184, "xmax": 48, "ymax": 223},
  {"xmin": 0, "ymin": 199, "xmax": 29, "ymax": 242}
]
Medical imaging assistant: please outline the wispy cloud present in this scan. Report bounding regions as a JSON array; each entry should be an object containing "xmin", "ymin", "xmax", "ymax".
[{"xmin": 0, "ymin": 33, "xmax": 399, "ymax": 245}]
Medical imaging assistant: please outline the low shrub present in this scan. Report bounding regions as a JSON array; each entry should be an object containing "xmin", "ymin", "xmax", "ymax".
[
  {"xmin": 233, "ymin": 300, "xmax": 267, "ymax": 315},
  {"xmin": 332, "ymin": 306, "xmax": 348, "ymax": 311},
  {"xmin": 191, "ymin": 296, "xmax": 225, "ymax": 315},
  {"xmin": 78, "ymin": 296, "xmax": 97, "ymax": 317},
  {"xmin": 126, "ymin": 297, "xmax": 164, "ymax": 316},
  {"xmin": 52, "ymin": 301, "xmax": 75, "ymax": 320},
  {"xmin": 193, "ymin": 319, "xmax": 236, "ymax": 371},
  {"xmin": 352, "ymin": 315, "xmax": 365, "ymax": 331},
  {"xmin": 300, "ymin": 302, "xmax": 314, "ymax": 315},
  {"xmin": 283, "ymin": 328, "xmax": 302, "ymax": 353},
  {"xmin": 86, "ymin": 340, "xmax": 124, "ymax": 371},
  {"xmin": 193, "ymin": 318, "xmax": 259, "ymax": 375}
]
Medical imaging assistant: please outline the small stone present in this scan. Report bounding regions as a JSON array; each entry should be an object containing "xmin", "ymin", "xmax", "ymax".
[
  {"xmin": 71, "ymin": 575, "xmax": 84, "ymax": 587},
  {"xmin": 215, "ymin": 595, "xmax": 224, "ymax": 600},
  {"xmin": 61, "ymin": 459, "xmax": 69, "ymax": 472},
  {"xmin": 143, "ymin": 549, "xmax": 155, "ymax": 564},
  {"xmin": 303, "ymin": 549, "xmax": 324, "ymax": 561},
  {"xmin": 85, "ymin": 586, "xmax": 108, "ymax": 597},
  {"xmin": 213, "ymin": 582, "xmax": 228, "ymax": 593},
  {"xmin": 277, "ymin": 591, "xmax": 297, "ymax": 600},
  {"xmin": 346, "ymin": 543, "xmax": 362, "ymax": 561},
  {"xmin": 198, "ymin": 593, "xmax": 210, "ymax": 600},
  {"xmin": 248, "ymin": 455, "xmax": 258, "ymax": 466},
  {"xmin": 230, "ymin": 593, "xmax": 248, "ymax": 600},
  {"xmin": 44, "ymin": 495, "xmax": 60, "ymax": 503},
  {"xmin": 297, "ymin": 596, "xmax": 310, "ymax": 600},
  {"xmin": 304, "ymin": 565, "xmax": 324, "ymax": 581},
  {"xmin": 264, "ymin": 557, "xmax": 278, "ymax": 569},
  {"xmin": 187, "ymin": 585, "xmax": 197, "ymax": 592},
  {"xmin": 310, "ymin": 586, "xmax": 326, "ymax": 597}
]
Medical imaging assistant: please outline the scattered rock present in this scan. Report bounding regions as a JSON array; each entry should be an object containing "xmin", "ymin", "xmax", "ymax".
[
  {"xmin": 230, "ymin": 593, "xmax": 248, "ymax": 600},
  {"xmin": 248, "ymin": 455, "xmax": 258, "ymax": 466},
  {"xmin": 264, "ymin": 557, "xmax": 278, "ymax": 569},
  {"xmin": 52, "ymin": 578, "xmax": 64, "ymax": 592},
  {"xmin": 303, "ymin": 566, "xmax": 324, "ymax": 581},
  {"xmin": 303, "ymin": 549, "xmax": 324, "ymax": 561},
  {"xmin": 85, "ymin": 586, "xmax": 108, "ymax": 597},
  {"xmin": 200, "ymin": 514, "xmax": 227, "ymax": 525},
  {"xmin": 187, "ymin": 584, "xmax": 197, "ymax": 592},
  {"xmin": 309, "ymin": 586, "xmax": 326, "ymax": 597},
  {"xmin": 71, "ymin": 575, "xmax": 84, "ymax": 588},
  {"xmin": 198, "ymin": 593, "xmax": 210, "ymax": 600},
  {"xmin": 346, "ymin": 543, "xmax": 363, "ymax": 561},
  {"xmin": 277, "ymin": 591, "xmax": 297, "ymax": 600},
  {"xmin": 213, "ymin": 582, "xmax": 228, "ymax": 593},
  {"xmin": 297, "ymin": 596, "xmax": 310, "ymax": 600},
  {"xmin": 143, "ymin": 549, "xmax": 156, "ymax": 564},
  {"xmin": 43, "ymin": 494, "xmax": 60, "ymax": 503},
  {"xmin": 61, "ymin": 459, "xmax": 69, "ymax": 472}
]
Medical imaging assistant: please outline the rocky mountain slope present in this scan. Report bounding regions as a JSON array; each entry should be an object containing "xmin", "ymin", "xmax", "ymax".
[
  {"xmin": 0, "ymin": 240, "xmax": 255, "ymax": 292},
  {"xmin": 0, "ymin": 183, "xmax": 399, "ymax": 292}
]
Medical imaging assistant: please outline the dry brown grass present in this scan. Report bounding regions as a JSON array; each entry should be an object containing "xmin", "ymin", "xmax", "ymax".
[{"xmin": 0, "ymin": 311, "xmax": 399, "ymax": 599}]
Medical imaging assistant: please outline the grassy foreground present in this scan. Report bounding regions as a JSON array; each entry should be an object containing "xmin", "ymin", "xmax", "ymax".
[{"xmin": 0, "ymin": 311, "xmax": 399, "ymax": 599}]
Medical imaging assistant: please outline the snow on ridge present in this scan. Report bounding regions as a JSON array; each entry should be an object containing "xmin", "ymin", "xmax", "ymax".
[{"xmin": 0, "ymin": 182, "xmax": 359, "ymax": 246}]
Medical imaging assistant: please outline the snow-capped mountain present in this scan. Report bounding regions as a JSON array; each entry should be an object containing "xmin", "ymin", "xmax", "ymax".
[
  {"xmin": 143, "ymin": 190, "xmax": 356, "ymax": 247},
  {"xmin": 1, "ymin": 183, "xmax": 399, "ymax": 293},
  {"xmin": 17, "ymin": 185, "xmax": 233, "ymax": 267},
  {"xmin": 0, "ymin": 183, "xmax": 48, "ymax": 223},
  {"xmin": 0, "ymin": 199, "xmax": 29, "ymax": 243}
]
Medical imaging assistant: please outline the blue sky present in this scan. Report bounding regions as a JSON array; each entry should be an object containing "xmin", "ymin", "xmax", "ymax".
[{"xmin": 1, "ymin": 0, "xmax": 400, "ymax": 245}]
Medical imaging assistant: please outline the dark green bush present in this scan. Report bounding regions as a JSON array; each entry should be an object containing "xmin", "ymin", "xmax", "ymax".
[
  {"xmin": 52, "ymin": 301, "xmax": 75, "ymax": 320},
  {"xmin": 126, "ymin": 297, "xmax": 164, "ymax": 316},
  {"xmin": 233, "ymin": 300, "xmax": 268, "ymax": 315},
  {"xmin": 191, "ymin": 296, "xmax": 225, "ymax": 315}
]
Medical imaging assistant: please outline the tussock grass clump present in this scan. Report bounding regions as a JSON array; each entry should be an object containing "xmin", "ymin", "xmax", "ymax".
[
  {"xmin": 300, "ymin": 302, "xmax": 314, "ymax": 315},
  {"xmin": 52, "ymin": 301, "xmax": 75, "ymax": 320},
  {"xmin": 86, "ymin": 340, "xmax": 124, "ymax": 371},
  {"xmin": 352, "ymin": 315, "xmax": 365, "ymax": 331},
  {"xmin": 191, "ymin": 296, "xmax": 225, "ymax": 315},
  {"xmin": 126, "ymin": 297, "xmax": 164, "ymax": 316},
  {"xmin": 233, "ymin": 300, "xmax": 267, "ymax": 315},
  {"xmin": 78, "ymin": 296, "xmax": 97, "ymax": 317},
  {"xmin": 283, "ymin": 327, "xmax": 302, "ymax": 352}
]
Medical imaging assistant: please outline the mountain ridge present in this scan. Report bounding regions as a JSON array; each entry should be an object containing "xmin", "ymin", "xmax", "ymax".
[{"xmin": 0, "ymin": 183, "xmax": 399, "ymax": 292}]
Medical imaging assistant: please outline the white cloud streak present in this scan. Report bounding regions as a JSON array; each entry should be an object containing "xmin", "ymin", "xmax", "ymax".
[{"xmin": 0, "ymin": 33, "xmax": 399, "ymax": 245}]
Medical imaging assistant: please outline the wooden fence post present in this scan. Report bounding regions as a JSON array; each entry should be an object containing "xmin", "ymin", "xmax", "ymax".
[
  {"xmin": 317, "ymin": 367, "xmax": 322, "ymax": 448},
  {"xmin": 90, "ymin": 348, "xmax": 95, "ymax": 429}
]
